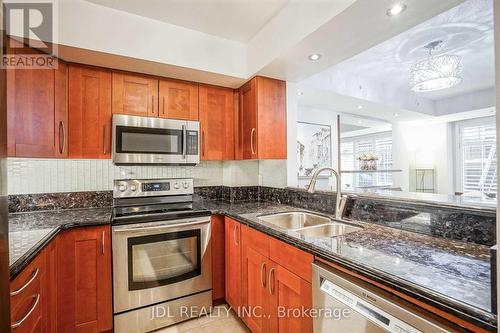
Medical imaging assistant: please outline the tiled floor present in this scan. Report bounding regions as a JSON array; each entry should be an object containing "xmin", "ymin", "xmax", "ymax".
[{"xmin": 155, "ymin": 305, "xmax": 250, "ymax": 333}]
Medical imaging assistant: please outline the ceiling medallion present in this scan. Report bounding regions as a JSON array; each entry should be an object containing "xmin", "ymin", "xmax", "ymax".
[{"xmin": 410, "ymin": 40, "xmax": 463, "ymax": 92}]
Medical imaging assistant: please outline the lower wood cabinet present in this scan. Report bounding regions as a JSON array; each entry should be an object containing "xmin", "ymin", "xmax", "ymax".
[
  {"xmin": 225, "ymin": 217, "xmax": 242, "ymax": 309},
  {"xmin": 57, "ymin": 225, "xmax": 112, "ymax": 333},
  {"xmin": 211, "ymin": 215, "xmax": 225, "ymax": 302},
  {"xmin": 225, "ymin": 220, "xmax": 313, "ymax": 333},
  {"xmin": 10, "ymin": 250, "xmax": 46, "ymax": 332}
]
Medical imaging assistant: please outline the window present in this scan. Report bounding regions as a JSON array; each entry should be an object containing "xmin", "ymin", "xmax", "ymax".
[
  {"xmin": 341, "ymin": 132, "xmax": 393, "ymax": 191},
  {"xmin": 455, "ymin": 117, "xmax": 497, "ymax": 197}
]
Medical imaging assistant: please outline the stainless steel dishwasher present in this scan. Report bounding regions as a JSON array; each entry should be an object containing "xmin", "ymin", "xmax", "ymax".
[{"xmin": 312, "ymin": 262, "xmax": 459, "ymax": 333}]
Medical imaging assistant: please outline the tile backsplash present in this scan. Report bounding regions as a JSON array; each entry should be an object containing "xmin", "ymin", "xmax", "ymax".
[{"xmin": 7, "ymin": 158, "xmax": 223, "ymax": 194}]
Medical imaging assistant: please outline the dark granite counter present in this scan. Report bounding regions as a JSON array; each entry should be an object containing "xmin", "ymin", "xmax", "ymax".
[
  {"xmin": 196, "ymin": 198, "xmax": 496, "ymax": 331},
  {"xmin": 9, "ymin": 207, "xmax": 112, "ymax": 278},
  {"xmin": 7, "ymin": 195, "xmax": 496, "ymax": 331}
]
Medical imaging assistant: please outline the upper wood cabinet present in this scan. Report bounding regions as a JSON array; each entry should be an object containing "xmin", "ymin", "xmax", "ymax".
[
  {"xmin": 199, "ymin": 85, "xmax": 234, "ymax": 160},
  {"xmin": 159, "ymin": 79, "xmax": 199, "ymax": 120},
  {"xmin": 57, "ymin": 225, "xmax": 112, "ymax": 332},
  {"xmin": 112, "ymin": 72, "xmax": 159, "ymax": 117},
  {"xmin": 68, "ymin": 65, "xmax": 112, "ymax": 158},
  {"xmin": 7, "ymin": 40, "xmax": 68, "ymax": 158},
  {"xmin": 237, "ymin": 76, "xmax": 286, "ymax": 160}
]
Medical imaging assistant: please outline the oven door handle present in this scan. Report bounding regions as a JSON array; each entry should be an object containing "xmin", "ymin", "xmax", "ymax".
[{"xmin": 113, "ymin": 219, "xmax": 209, "ymax": 233}]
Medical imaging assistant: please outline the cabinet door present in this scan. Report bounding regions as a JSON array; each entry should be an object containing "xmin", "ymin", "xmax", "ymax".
[
  {"xmin": 68, "ymin": 65, "xmax": 112, "ymax": 158},
  {"xmin": 159, "ymin": 79, "xmax": 198, "ymax": 120},
  {"xmin": 241, "ymin": 245, "xmax": 270, "ymax": 333},
  {"xmin": 225, "ymin": 217, "xmax": 241, "ymax": 309},
  {"xmin": 239, "ymin": 79, "xmax": 257, "ymax": 159},
  {"xmin": 112, "ymin": 72, "xmax": 158, "ymax": 117},
  {"xmin": 57, "ymin": 226, "xmax": 112, "ymax": 333},
  {"xmin": 211, "ymin": 215, "xmax": 225, "ymax": 302},
  {"xmin": 7, "ymin": 41, "xmax": 67, "ymax": 158},
  {"xmin": 199, "ymin": 85, "xmax": 234, "ymax": 160},
  {"xmin": 256, "ymin": 77, "xmax": 286, "ymax": 159},
  {"xmin": 268, "ymin": 264, "xmax": 313, "ymax": 333}
]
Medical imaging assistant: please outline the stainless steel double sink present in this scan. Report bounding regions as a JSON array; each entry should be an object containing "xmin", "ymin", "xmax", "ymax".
[{"xmin": 257, "ymin": 211, "xmax": 361, "ymax": 237}]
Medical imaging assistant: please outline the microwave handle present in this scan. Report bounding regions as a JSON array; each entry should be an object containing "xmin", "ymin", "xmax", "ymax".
[{"xmin": 182, "ymin": 124, "xmax": 187, "ymax": 159}]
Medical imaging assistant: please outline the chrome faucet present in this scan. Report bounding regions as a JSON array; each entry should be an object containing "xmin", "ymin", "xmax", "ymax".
[{"xmin": 306, "ymin": 167, "xmax": 343, "ymax": 219}]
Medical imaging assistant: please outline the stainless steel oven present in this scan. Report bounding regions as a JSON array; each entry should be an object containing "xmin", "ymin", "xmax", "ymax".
[
  {"xmin": 112, "ymin": 179, "xmax": 212, "ymax": 333},
  {"xmin": 112, "ymin": 114, "xmax": 200, "ymax": 165}
]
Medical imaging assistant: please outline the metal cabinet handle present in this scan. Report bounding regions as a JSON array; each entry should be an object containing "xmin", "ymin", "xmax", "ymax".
[
  {"xmin": 10, "ymin": 268, "xmax": 39, "ymax": 296},
  {"xmin": 103, "ymin": 126, "xmax": 107, "ymax": 155},
  {"xmin": 162, "ymin": 96, "xmax": 166, "ymax": 115},
  {"xmin": 11, "ymin": 294, "xmax": 40, "ymax": 329},
  {"xmin": 268, "ymin": 268, "xmax": 275, "ymax": 295},
  {"xmin": 250, "ymin": 128, "xmax": 256, "ymax": 155},
  {"xmin": 233, "ymin": 224, "xmax": 238, "ymax": 245},
  {"xmin": 102, "ymin": 230, "xmax": 105, "ymax": 255},
  {"xmin": 151, "ymin": 96, "xmax": 155, "ymax": 114},
  {"xmin": 59, "ymin": 121, "xmax": 65, "ymax": 154},
  {"xmin": 260, "ymin": 262, "xmax": 267, "ymax": 288}
]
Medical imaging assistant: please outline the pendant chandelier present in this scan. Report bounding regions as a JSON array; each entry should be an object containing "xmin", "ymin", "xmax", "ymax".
[{"xmin": 410, "ymin": 40, "xmax": 463, "ymax": 92}]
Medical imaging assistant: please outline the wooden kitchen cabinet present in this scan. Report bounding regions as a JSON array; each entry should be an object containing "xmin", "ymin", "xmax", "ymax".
[
  {"xmin": 225, "ymin": 217, "xmax": 242, "ymax": 309},
  {"xmin": 68, "ymin": 65, "xmax": 112, "ymax": 158},
  {"xmin": 159, "ymin": 79, "xmax": 198, "ymax": 120},
  {"xmin": 10, "ymin": 251, "xmax": 46, "ymax": 333},
  {"xmin": 211, "ymin": 215, "xmax": 225, "ymax": 302},
  {"xmin": 237, "ymin": 76, "xmax": 286, "ymax": 160},
  {"xmin": 240, "ymin": 225, "xmax": 313, "ymax": 333},
  {"xmin": 268, "ymin": 264, "xmax": 313, "ymax": 333},
  {"xmin": 112, "ymin": 72, "xmax": 159, "ymax": 117},
  {"xmin": 7, "ymin": 39, "xmax": 68, "ymax": 158},
  {"xmin": 199, "ymin": 85, "xmax": 234, "ymax": 160},
  {"xmin": 57, "ymin": 225, "xmax": 112, "ymax": 332}
]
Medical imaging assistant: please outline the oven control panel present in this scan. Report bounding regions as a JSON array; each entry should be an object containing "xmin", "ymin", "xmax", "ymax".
[
  {"xmin": 142, "ymin": 182, "xmax": 170, "ymax": 192},
  {"xmin": 113, "ymin": 178, "xmax": 193, "ymax": 198}
]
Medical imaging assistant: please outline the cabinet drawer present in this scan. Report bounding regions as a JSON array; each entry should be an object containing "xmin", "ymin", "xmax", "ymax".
[
  {"xmin": 10, "ymin": 253, "xmax": 45, "ymax": 332},
  {"xmin": 242, "ymin": 225, "xmax": 270, "ymax": 257},
  {"xmin": 269, "ymin": 237, "xmax": 313, "ymax": 283}
]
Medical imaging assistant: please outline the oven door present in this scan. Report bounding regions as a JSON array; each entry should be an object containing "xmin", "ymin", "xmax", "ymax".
[
  {"xmin": 112, "ymin": 216, "xmax": 211, "ymax": 313},
  {"xmin": 112, "ymin": 114, "xmax": 200, "ymax": 165}
]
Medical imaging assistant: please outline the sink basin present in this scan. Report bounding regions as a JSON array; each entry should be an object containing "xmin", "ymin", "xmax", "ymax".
[
  {"xmin": 296, "ymin": 223, "xmax": 362, "ymax": 238},
  {"xmin": 257, "ymin": 212, "xmax": 330, "ymax": 229}
]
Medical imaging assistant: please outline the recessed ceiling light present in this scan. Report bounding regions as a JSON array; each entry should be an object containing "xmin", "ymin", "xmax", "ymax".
[
  {"xmin": 356, "ymin": 105, "xmax": 363, "ymax": 109},
  {"xmin": 308, "ymin": 53, "xmax": 321, "ymax": 61},
  {"xmin": 386, "ymin": 3, "xmax": 407, "ymax": 16},
  {"xmin": 357, "ymin": 120, "xmax": 362, "ymax": 124},
  {"xmin": 393, "ymin": 113, "xmax": 399, "ymax": 117},
  {"xmin": 297, "ymin": 91, "xmax": 304, "ymax": 96}
]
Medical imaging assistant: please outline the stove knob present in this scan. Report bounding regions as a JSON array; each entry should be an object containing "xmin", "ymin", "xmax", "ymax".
[
  {"xmin": 183, "ymin": 182, "xmax": 189, "ymax": 189},
  {"xmin": 119, "ymin": 185, "xmax": 127, "ymax": 192},
  {"xmin": 173, "ymin": 183, "xmax": 180, "ymax": 189},
  {"xmin": 130, "ymin": 184, "xmax": 137, "ymax": 192}
]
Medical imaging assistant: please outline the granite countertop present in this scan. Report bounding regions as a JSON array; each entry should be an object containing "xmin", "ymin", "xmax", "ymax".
[
  {"xmin": 8, "ymin": 207, "xmax": 112, "ymax": 278},
  {"xmin": 7, "ymin": 199, "xmax": 496, "ymax": 330},
  {"xmin": 197, "ymin": 198, "xmax": 496, "ymax": 331}
]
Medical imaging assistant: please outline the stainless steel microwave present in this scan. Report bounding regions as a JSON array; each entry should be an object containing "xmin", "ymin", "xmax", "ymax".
[{"xmin": 112, "ymin": 114, "xmax": 200, "ymax": 165}]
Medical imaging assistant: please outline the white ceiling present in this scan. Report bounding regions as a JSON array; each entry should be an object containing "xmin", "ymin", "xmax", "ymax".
[
  {"xmin": 328, "ymin": 0, "xmax": 494, "ymax": 100},
  {"xmin": 301, "ymin": 0, "xmax": 493, "ymax": 103},
  {"xmin": 85, "ymin": 0, "xmax": 288, "ymax": 42}
]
